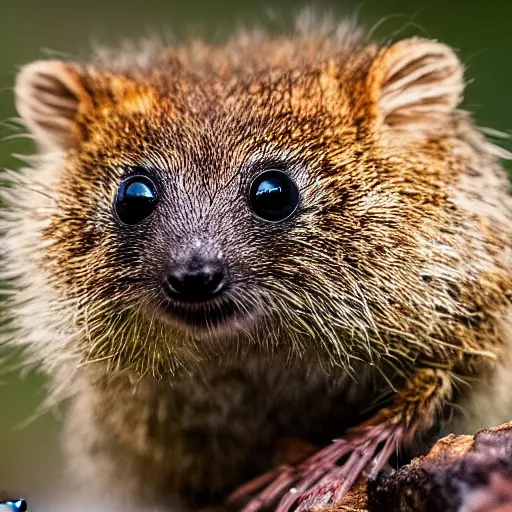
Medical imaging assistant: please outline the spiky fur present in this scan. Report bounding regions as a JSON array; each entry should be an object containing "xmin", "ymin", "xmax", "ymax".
[{"xmin": 2, "ymin": 12, "xmax": 512, "ymax": 511}]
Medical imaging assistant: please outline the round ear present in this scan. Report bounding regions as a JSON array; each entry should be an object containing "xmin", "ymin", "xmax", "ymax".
[
  {"xmin": 369, "ymin": 38, "xmax": 465, "ymax": 140},
  {"xmin": 15, "ymin": 60, "xmax": 92, "ymax": 151}
]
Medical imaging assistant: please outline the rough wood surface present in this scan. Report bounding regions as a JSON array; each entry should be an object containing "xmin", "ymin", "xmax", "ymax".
[{"xmin": 318, "ymin": 422, "xmax": 512, "ymax": 512}]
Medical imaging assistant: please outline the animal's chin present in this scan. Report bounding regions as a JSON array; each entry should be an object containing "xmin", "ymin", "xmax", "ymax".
[{"xmin": 160, "ymin": 298, "xmax": 247, "ymax": 335}]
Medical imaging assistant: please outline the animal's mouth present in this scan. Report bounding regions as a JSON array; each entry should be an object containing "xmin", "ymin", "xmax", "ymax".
[{"xmin": 161, "ymin": 297, "xmax": 241, "ymax": 331}]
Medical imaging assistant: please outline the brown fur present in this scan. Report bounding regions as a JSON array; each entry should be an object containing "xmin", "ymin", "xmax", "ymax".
[{"xmin": 3, "ymin": 13, "xmax": 512, "ymax": 512}]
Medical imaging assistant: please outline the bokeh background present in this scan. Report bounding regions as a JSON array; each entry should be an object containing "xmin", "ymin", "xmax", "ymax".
[{"xmin": 0, "ymin": 0, "xmax": 510, "ymax": 510}]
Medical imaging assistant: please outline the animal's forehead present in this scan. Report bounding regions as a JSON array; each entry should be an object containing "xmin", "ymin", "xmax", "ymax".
[
  {"xmin": 138, "ymin": 119, "xmax": 309, "ymax": 192},
  {"xmin": 78, "ymin": 61, "xmax": 361, "ymax": 185},
  {"xmin": 173, "ymin": 65, "xmax": 341, "ymax": 113},
  {"xmin": 146, "ymin": 69, "xmax": 348, "ymax": 148}
]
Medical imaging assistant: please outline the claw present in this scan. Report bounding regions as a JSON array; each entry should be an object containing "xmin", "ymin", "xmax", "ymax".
[
  {"xmin": 304, "ymin": 424, "xmax": 405, "ymax": 509},
  {"xmin": 240, "ymin": 468, "xmax": 298, "ymax": 512},
  {"xmin": 232, "ymin": 422, "xmax": 405, "ymax": 512},
  {"xmin": 228, "ymin": 465, "xmax": 291, "ymax": 504}
]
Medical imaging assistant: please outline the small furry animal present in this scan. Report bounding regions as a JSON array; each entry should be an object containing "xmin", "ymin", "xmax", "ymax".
[{"xmin": 3, "ymin": 11, "xmax": 512, "ymax": 512}]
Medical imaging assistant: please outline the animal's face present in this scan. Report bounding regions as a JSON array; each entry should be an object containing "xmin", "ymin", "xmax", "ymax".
[{"xmin": 11, "ymin": 35, "xmax": 467, "ymax": 376}]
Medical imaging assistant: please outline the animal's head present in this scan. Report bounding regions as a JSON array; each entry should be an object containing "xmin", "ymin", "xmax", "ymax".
[{"xmin": 9, "ymin": 30, "xmax": 473, "ymax": 378}]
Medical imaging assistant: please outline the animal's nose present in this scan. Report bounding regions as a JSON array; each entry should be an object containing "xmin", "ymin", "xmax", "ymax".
[{"xmin": 164, "ymin": 257, "xmax": 227, "ymax": 302}]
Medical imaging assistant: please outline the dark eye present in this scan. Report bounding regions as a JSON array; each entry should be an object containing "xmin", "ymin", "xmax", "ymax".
[
  {"xmin": 114, "ymin": 175, "xmax": 159, "ymax": 225},
  {"xmin": 249, "ymin": 170, "xmax": 300, "ymax": 222}
]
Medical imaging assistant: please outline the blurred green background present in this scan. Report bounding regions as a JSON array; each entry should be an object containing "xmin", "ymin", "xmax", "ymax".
[{"xmin": 0, "ymin": 0, "xmax": 510, "ymax": 510}]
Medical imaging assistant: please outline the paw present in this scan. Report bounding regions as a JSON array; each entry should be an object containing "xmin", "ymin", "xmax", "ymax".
[{"xmin": 229, "ymin": 422, "xmax": 403, "ymax": 512}]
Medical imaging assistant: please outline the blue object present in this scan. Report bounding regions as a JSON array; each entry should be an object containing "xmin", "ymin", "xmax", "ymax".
[{"xmin": 0, "ymin": 500, "xmax": 27, "ymax": 512}]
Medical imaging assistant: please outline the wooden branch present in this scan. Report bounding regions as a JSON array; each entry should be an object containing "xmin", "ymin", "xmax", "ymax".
[{"xmin": 322, "ymin": 422, "xmax": 512, "ymax": 512}]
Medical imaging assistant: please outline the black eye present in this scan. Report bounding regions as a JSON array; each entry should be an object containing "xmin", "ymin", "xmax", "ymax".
[
  {"xmin": 114, "ymin": 175, "xmax": 159, "ymax": 225},
  {"xmin": 249, "ymin": 170, "xmax": 300, "ymax": 222}
]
